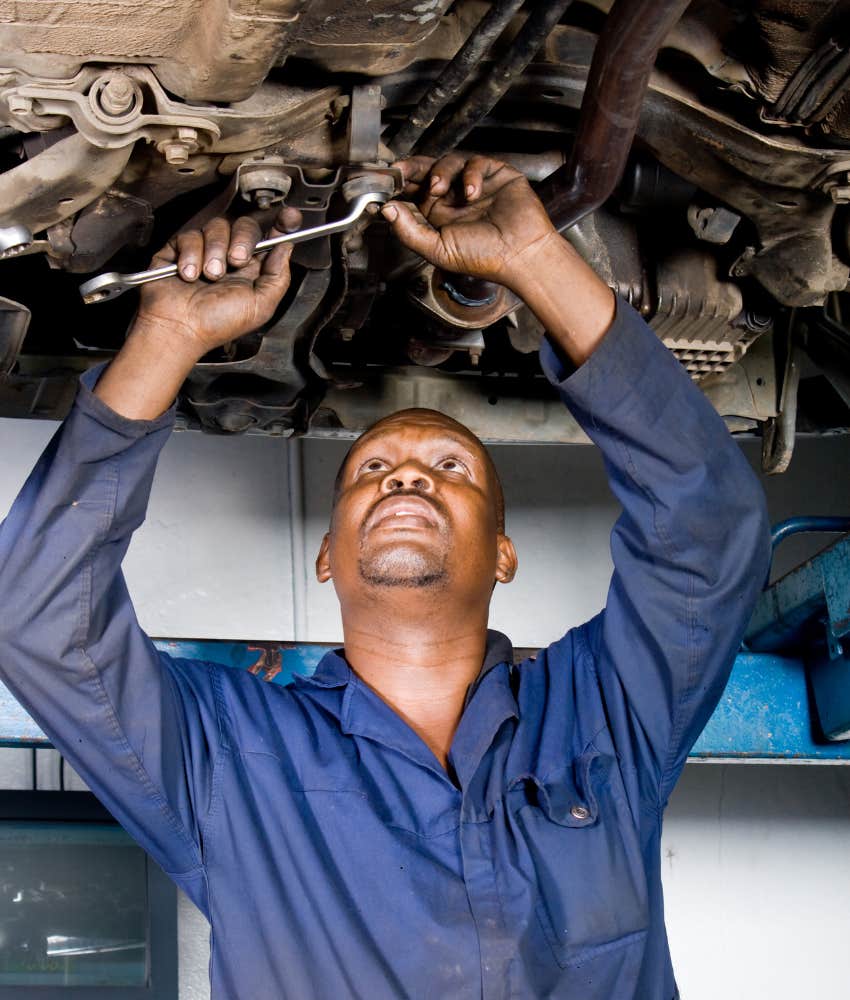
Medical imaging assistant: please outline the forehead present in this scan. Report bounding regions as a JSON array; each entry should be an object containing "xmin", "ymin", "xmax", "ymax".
[{"xmin": 347, "ymin": 412, "xmax": 488, "ymax": 465}]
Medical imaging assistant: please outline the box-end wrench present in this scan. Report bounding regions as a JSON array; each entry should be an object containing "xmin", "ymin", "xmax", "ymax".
[{"xmin": 78, "ymin": 181, "xmax": 394, "ymax": 305}]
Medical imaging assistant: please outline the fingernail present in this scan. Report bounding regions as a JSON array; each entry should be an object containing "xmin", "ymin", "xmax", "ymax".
[
  {"xmin": 430, "ymin": 175, "xmax": 441, "ymax": 190},
  {"xmin": 231, "ymin": 246, "xmax": 248, "ymax": 262},
  {"xmin": 465, "ymin": 184, "xmax": 475, "ymax": 199},
  {"xmin": 207, "ymin": 259, "xmax": 223, "ymax": 277},
  {"xmin": 382, "ymin": 204, "xmax": 398, "ymax": 222},
  {"xmin": 182, "ymin": 264, "xmax": 197, "ymax": 279}
]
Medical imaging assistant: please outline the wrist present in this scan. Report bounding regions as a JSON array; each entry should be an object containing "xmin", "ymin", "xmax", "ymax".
[
  {"xmin": 501, "ymin": 231, "xmax": 581, "ymax": 297},
  {"xmin": 128, "ymin": 315, "xmax": 206, "ymax": 368}
]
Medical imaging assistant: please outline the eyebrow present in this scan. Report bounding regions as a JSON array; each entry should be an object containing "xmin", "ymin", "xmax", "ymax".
[{"xmin": 349, "ymin": 432, "xmax": 484, "ymax": 470}]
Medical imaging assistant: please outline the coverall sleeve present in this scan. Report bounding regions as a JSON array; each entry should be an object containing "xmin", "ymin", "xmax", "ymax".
[
  {"xmin": 0, "ymin": 365, "xmax": 217, "ymax": 903},
  {"xmin": 540, "ymin": 299, "xmax": 771, "ymax": 806}
]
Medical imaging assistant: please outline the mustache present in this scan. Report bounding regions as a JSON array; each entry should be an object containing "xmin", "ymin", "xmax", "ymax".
[{"xmin": 360, "ymin": 489, "xmax": 448, "ymax": 535}]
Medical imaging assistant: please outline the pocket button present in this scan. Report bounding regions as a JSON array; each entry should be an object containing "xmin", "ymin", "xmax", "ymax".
[{"xmin": 570, "ymin": 803, "xmax": 590, "ymax": 821}]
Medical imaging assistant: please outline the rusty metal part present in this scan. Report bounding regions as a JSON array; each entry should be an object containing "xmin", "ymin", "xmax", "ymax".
[
  {"xmin": 5, "ymin": 67, "xmax": 220, "ymax": 152},
  {"xmin": 389, "ymin": 0, "xmax": 526, "ymax": 157},
  {"xmin": 65, "ymin": 191, "xmax": 154, "ymax": 274},
  {"xmin": 238, "ymin": 157, "xmax": 294, "ymax": 209},
  {"xmin": 186, "ymin": 269, "xmax": 332, "ymax": 434},
  {"xmin": 406, "ymin": 262, "xmax": 520, "ymax": 330},
  {"xmin": 500, "ymin": 23, "xmax": 850, "ymax": 305},
  {"xmin": 0, "ymin": 131, "xmax": 133, "ymax": 236},
  {"xmin": 347, "ymin": 84, "xmax": 384, "ymax": 164},
  {"xmin": 418, "ymin": 0, "xmax": 574, "ymax": 157},
  {"xmin": 0, "ymin": 0, "xmax": 308, "ymax": 103},
  {"xmin": 651, "ymin": 251, "xmax": 755, "ymax": 377},
  {"xmin": 536, "ymin": 0, "xmax": 692, "ymax": 232},
  {"xmin": 0, "ymin": 296, "xmax": 30, "ymax": 373},
  {"xmin": 289, "ymin": 0, "xmax": 455, "ymax": 76}
]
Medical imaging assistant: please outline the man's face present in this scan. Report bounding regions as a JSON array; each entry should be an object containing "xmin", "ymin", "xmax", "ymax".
[{"xmin": 316, "ymin": 410, "xmax": 515, "ymax": 611}]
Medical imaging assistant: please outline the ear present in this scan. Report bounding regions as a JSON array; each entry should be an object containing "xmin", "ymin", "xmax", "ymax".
[
  {"xmin": 315, "ymin": 533, "xmax": 332, "ymax": 583},
  {"xmin": 494, "ymin": 534, "xmax": 517, "ymax": 584}
]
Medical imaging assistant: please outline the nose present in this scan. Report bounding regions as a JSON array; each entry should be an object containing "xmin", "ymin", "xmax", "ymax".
[{"xmin": 380, "ymin": 461, "xmax": 434, "ymax": 495}]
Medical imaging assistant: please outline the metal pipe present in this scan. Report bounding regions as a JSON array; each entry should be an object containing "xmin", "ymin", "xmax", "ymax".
[
  {"xmin": 418, "ymin": 0, "xmax": 574, "ymax": 157},
  {"xmin": 390, "ymin": 0, "xmax": 527, "ymax": 158},
  {"xmin": 535, "ymin": 0, "xmax": 692, "ymax": 232},
  {"xmin": 770, "ymin": 516, "xmax": 850, "ymax": 554}
]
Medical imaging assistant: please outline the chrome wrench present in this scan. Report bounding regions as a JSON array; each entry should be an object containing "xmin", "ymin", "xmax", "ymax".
[{"xmin": 78, "ymin": 185, "xmax": 392, "ymax": 305}]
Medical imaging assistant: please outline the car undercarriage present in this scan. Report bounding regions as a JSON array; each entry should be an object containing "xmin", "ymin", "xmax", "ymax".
[{"xmin": 0, "ymin": 0, "xmax": 849, "ymax": 470}]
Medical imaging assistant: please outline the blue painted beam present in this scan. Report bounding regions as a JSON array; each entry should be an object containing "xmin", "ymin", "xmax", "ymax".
[{"xmin": 1, "ymin": 640, "xmax": 848, "ymax": 761}]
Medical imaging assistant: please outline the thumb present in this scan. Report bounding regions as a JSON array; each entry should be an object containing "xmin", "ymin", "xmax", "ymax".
[{"xmin": 382, "ymin": 201, "xmax": 447, "ymax": 266}]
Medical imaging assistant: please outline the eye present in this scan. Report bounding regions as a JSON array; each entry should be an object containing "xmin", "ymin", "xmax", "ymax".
[
  {"xmin": 435, "ymin": 456, "xmax": 469, "ymax": 475},
  {"xmin": 358, "ymin": 458, "xmax": 389, "ymax": 475}
]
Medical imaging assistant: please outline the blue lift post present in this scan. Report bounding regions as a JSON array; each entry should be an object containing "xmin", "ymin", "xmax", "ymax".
[{"xmin": 2, "ymin": 519, "xmax": 850, "ymax": 761}]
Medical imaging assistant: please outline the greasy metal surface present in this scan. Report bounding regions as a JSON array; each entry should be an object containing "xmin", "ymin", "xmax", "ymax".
[
  {"xmin": 417, "ymin": 0, "xmax": 573, "ymax": 156},
  {"xmin": 0, "ymin": 132, "xmax": 133, "ymax": 234},
  {"xmin": 1, "ymin": 641, "xmax": 847, "ymax": 760},
  {"xmin": 536, "ymin": 0, "xmax": 692, "ymax": 232},
  {"xmin": 389, "ymin": 0, "xmax": 526, "ymax": 157},
  {"xmin": 508, "ymin": 26, "xmax": 850, "ymax": 306},
  {"xmin": 290, "ymin": 0, "xmax": 456, "ymax": 76},
  {"xmin": 0, "ymin": 0, "xmax": 308, "ymax": 102}
]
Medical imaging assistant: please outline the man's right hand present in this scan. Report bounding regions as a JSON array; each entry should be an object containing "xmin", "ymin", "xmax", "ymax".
[
  {"xmin": 94, "ymin": 206, "xmax": 302, "ymax": 421},
  {"xmin": 135, "ymin": 205, "xmax": 303, "ymax": 356}
]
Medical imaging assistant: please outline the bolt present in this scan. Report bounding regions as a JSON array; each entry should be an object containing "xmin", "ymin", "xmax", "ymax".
[
  {"xmin": 98, "ymin": 74, "xmax": 136, "ymax": 116},
  {"xmin": 7, "ymin": 95, "xmax": 32, "ymax": 116},
  {"xmin": 339, "ymin": 327, "xmax": 355, "ymax": 341},
  {"xmin": 254, "ymin": 189, "xmax": 275, "ymax": 211},
  {"xmin": 161, "ymin": 141, "xmax": 190, "ymax": 165},
  {"xmin": 158, "ymin": 127, "xmax": 199, "ymax": 166}
]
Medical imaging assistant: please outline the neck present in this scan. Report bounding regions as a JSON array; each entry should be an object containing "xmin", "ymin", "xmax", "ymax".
[{"xmin": 341, "ymin": 593, "xmax": 489, "ymax": 769}]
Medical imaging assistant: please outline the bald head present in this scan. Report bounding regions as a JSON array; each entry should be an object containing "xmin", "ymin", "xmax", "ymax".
[{"xmin": 332, "ymin": 408, "xmax": 505, "ymax": 532}]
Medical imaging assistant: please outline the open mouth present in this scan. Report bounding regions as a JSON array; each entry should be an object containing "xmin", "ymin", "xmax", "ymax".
[{"xmin": 364, "ymin": 495, "xmax": 443, "ymax": 534}]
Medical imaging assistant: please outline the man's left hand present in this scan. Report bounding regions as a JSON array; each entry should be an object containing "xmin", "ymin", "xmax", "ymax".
[{"xmin": 382, "ymin": 154, "xmax": 558, "ymax": 292}]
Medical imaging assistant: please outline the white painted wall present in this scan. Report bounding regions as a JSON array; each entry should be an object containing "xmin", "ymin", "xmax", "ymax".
[{"xmin": 2, "ymin": 415, "xmax": 850, "ymax": 1000}]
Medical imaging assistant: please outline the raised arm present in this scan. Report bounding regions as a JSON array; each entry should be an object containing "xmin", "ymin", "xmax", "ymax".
[
  {"xmin": 383, "ymin": 153, "xmax": 771, "ymax": 804},
  {"xmin": 0, "ymin": 209, "xmax": 298, "ymax": 902}
]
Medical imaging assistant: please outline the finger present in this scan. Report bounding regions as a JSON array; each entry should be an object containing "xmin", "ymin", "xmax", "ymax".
[
  {"xmin": 381, "ymin": 201, "xmax": 446, "ymax": 266},
  {"xmin": 427, "ymin": 153, "xmax": 467, "ymax": 197},
  {"xmin": 228, "ymin": 216, "xmax": 262, "ymax": 268},
  {"xmin": 253, "ymin": 243, "xmax": 295, "ymax": 318},
  {"xmin": 393, "ymin": 156, "xmax": 437, "ymax": 195},
  {"xmin": 175, "ymin": 230, "xmax": 204, "ymax": 280},
  {"xmin": 274, "ymin": 205, "xmax": 303, "ymax": 234},
  {"xmin": 462, "ymin": 155, "xmax": 506, "ymax": 202},
  {"xmin": 201, "ymin": 217, "xmax": 231, "ymax": 280}
]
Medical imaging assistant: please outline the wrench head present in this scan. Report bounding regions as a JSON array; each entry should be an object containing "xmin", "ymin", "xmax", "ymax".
[{"xmin": 78, "ymin": 272, "xmax": 129, "ymax": 305}]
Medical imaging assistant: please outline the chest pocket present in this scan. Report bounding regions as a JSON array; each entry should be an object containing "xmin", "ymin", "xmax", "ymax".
[{"xmin": 509, "ymin": 750, "xmax": 649, "ymax": 969}]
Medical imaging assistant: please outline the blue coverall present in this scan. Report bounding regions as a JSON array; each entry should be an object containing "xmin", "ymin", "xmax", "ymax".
[{"xmin": 0, "ymin": 300, "xmax": 770, "ymax": 998}]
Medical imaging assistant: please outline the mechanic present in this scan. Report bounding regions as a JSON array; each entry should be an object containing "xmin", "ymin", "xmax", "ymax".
[{"xmin": 0, "ymin": 153, "xmax": 769, "ymax": 999}]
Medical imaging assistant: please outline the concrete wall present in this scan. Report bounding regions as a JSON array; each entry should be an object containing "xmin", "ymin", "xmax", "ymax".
[{"xmin": 2, "ymin": 415, "xmax": 850, "ymax": 999}]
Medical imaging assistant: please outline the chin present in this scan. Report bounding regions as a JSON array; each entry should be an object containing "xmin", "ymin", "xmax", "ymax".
[{"xmin": 358, "ymin": 545, "xmax": 448, "ymax": 589}]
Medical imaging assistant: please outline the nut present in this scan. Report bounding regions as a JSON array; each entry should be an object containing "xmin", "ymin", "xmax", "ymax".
[
  {"xmin": 98, "ymin": 74, "xmax": 136, "ymax": 117},
  {"xmin": 157, "ymin": 127, "xmax": 200, "ymax": 166}
]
